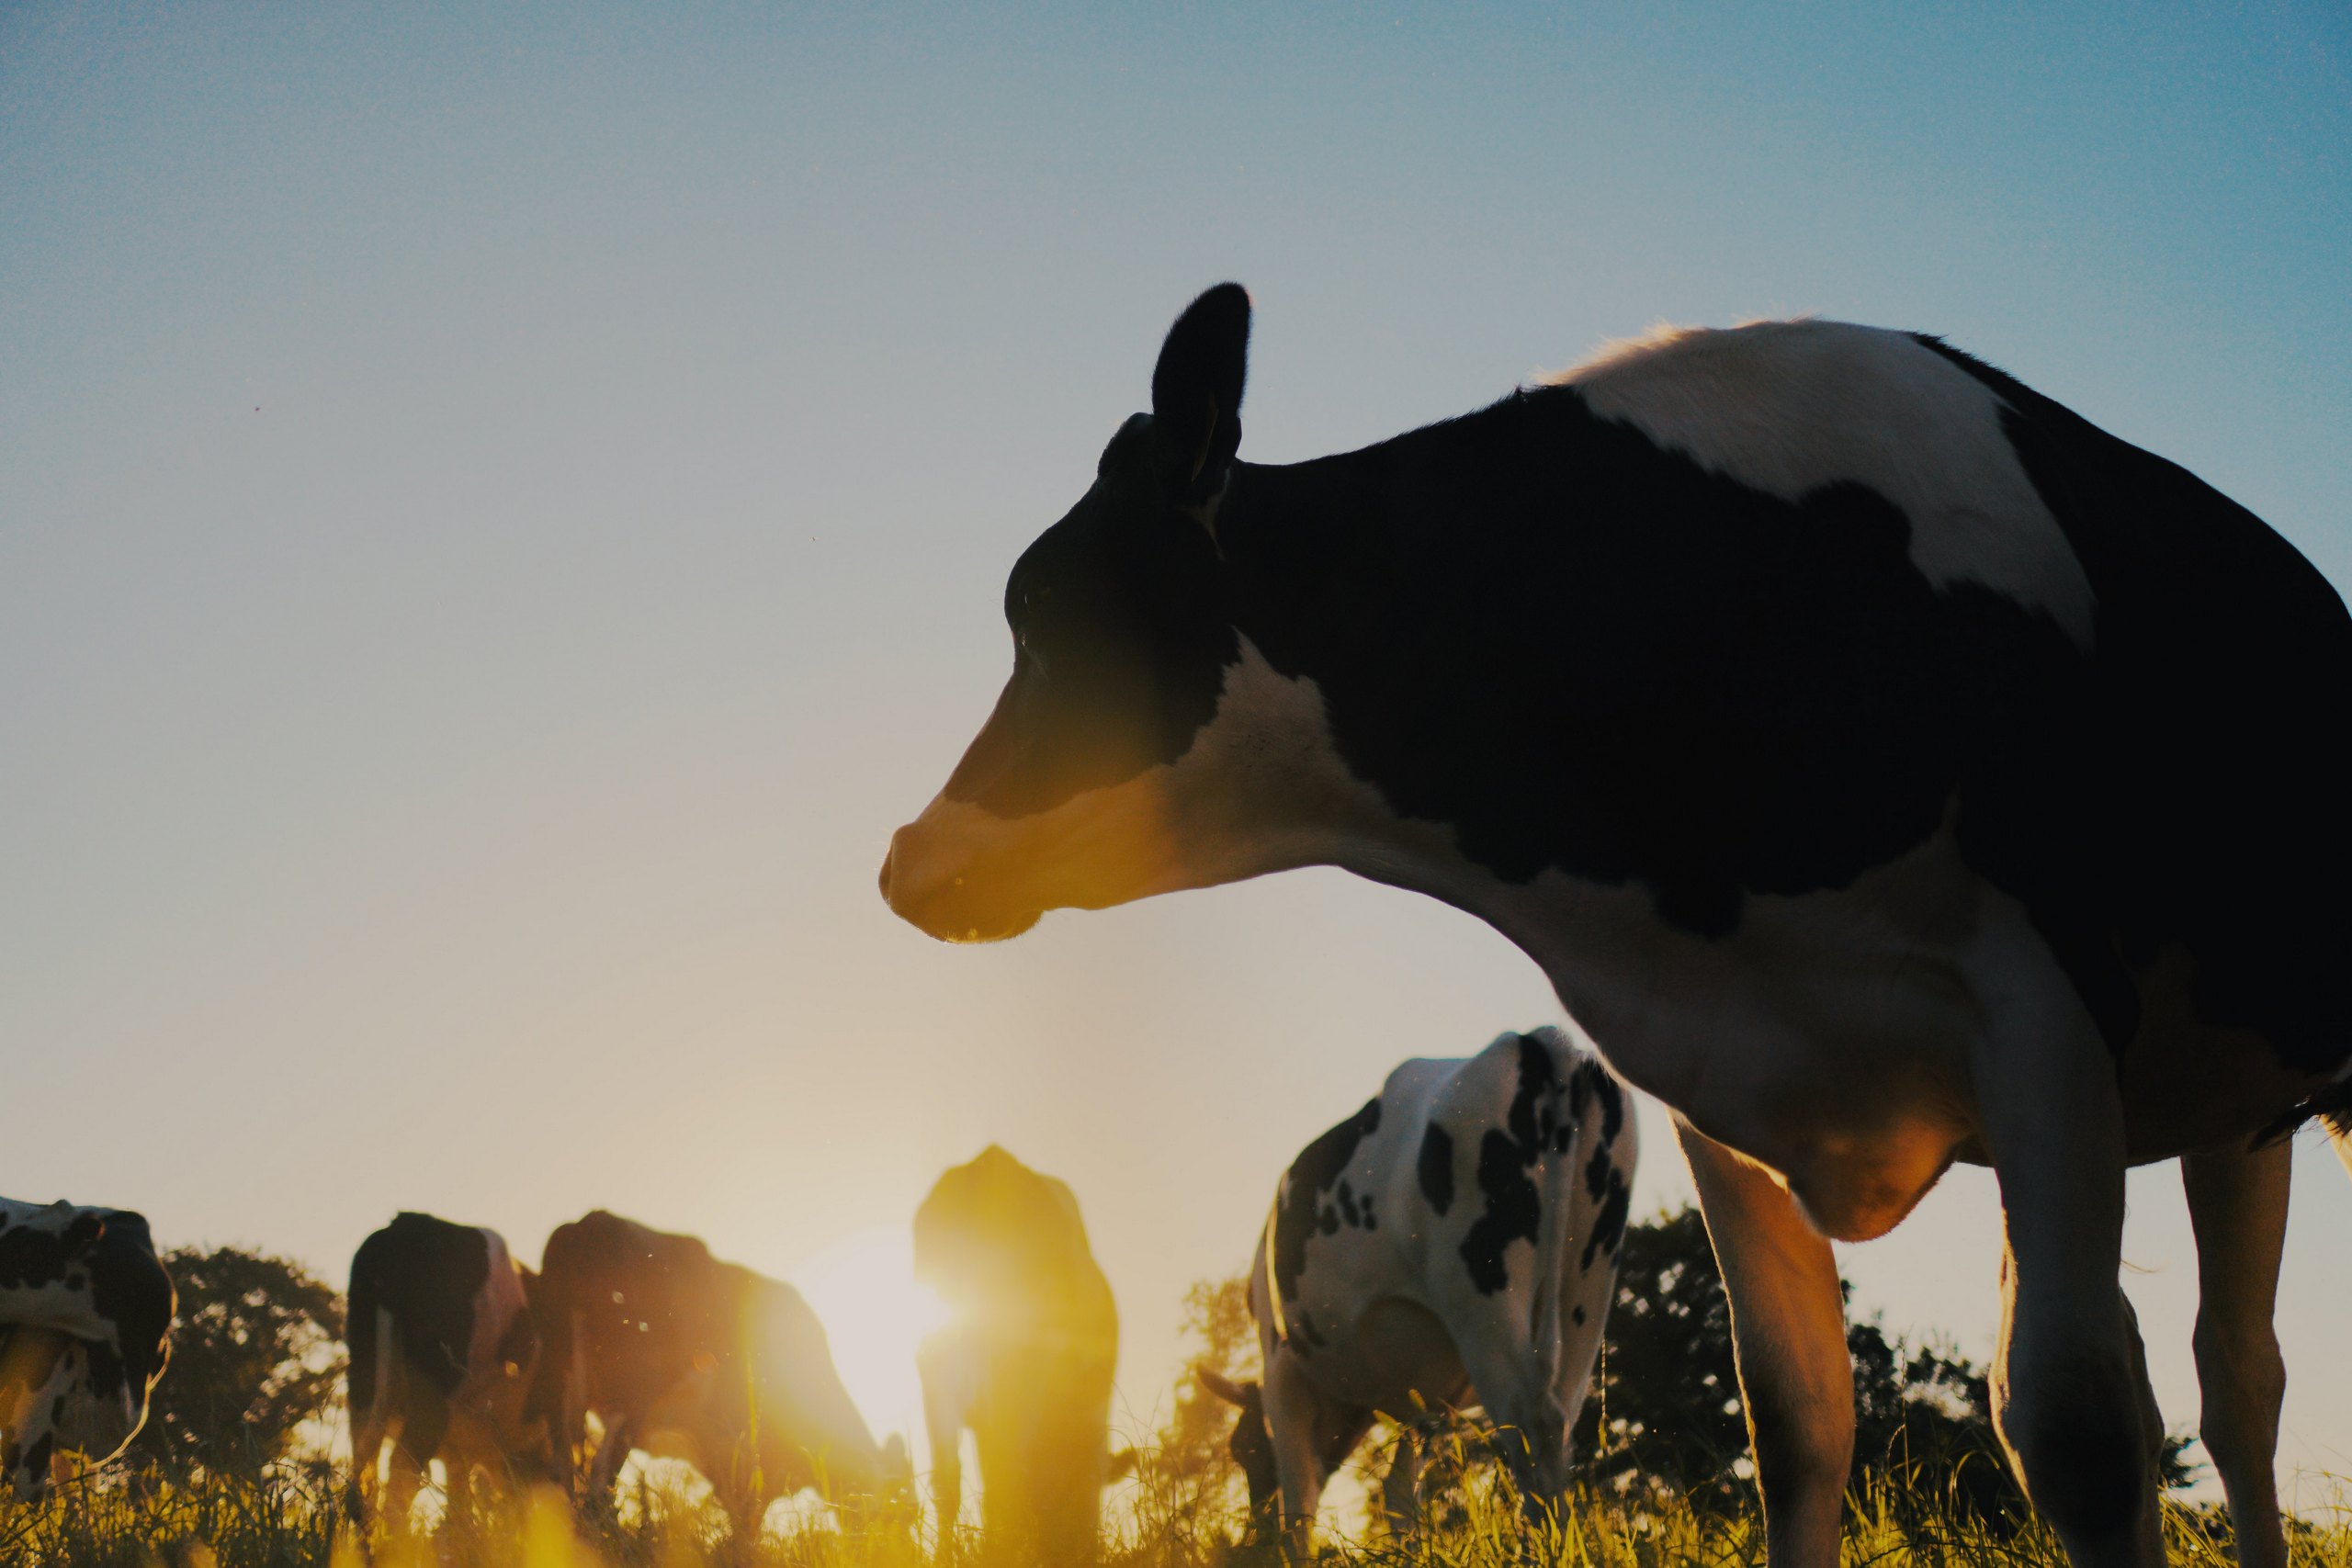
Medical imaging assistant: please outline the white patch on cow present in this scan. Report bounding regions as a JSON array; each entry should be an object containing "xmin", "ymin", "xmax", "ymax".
[
  {"xmin": 888, "ymin": 637, "xmax": 1453, "ymax": 940},
  {"xmin": 1556, "ymin": 319, "xmax": 2097, "ymax": 648}
]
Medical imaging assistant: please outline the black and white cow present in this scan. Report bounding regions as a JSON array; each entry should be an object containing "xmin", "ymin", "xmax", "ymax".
[
  {"xmin": 0, "ymin": 1198, "xmax": 175, "ymax": 1497},
  {"xmin": 1197, "ymin": 1027, "xmax": 1635, "ymax": 1551},
  {"xmin": 346, "ymin": 1213, "xmax": 548, "ymax": 1529},
  {"xmin": 881, "ymin": 285, "xmax": 2352, "ymax": 1568}
]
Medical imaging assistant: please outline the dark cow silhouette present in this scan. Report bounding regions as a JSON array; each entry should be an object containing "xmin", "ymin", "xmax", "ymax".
[
  {"xmin": 0, "ymin": 1198, "xmax": 174, "ymax": 1497},
  {"xmin": 883, "ymin": 284, "xmax": 2352, "ymax": 1568},
  {"xmin": 528, "ymin": 1211, "xmax": 906, "ymax": 1535},
  {"xmin": 345, "ymin": 1213, "xmax": 548, "ymax": 1528},
  {"xmin": 1200, "ymin": 1027, "xmax": 1636, "ymax": 1551},
  {"xmin": 914, "ymin": 1147, "xmax": 1125, "ymax": 1562}
]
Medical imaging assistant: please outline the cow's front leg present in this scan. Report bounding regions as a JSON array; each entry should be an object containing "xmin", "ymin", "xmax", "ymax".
[
  {"xmin": 925, "ymin": 1416, "xmax": 964, "ymax": 1551},
  {"xmin": 1677, "ymin": 1117, "xmax": 1851, "ymax": 1568},
  {"xmin": 1978, "ymin": 974, "xmax": 2162, "ymax": 1568},
  {"xmin": 2183, "ymin": 1138, "xmax": 2291, "ymax": 1568}
]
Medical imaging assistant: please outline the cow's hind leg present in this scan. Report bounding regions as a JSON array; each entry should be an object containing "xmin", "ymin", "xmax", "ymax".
[
  {"xmin": 1677, "ymin": 1118, "xmax": 1852, "ymax": 1568},
  {"xmin": 2183, "ymin": 1138, "xmax": 2291, "ymax": 1568},
  {"xmin": 1977, "ymin": 954, "xmax": 2163, "ymax": 1568}
]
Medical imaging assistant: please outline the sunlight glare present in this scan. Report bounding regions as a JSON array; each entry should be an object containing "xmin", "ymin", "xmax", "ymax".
[{"xmin": 792, "ymin": 1224, "xmax": 949, "ymax": 1462}]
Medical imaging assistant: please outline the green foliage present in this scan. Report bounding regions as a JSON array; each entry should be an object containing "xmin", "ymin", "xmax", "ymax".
[
  {"xmin": 1136, "ymin": 1274, "xmax": 1254, "ymax": 1537},
  {"xmin": 130, "ymin": 1246, "xmax": 346, "ymax": 1481}
]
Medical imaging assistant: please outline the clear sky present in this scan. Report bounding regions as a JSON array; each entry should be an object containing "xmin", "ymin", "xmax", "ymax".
[{"xmin": 6, "ymin": 0, "xmax": 2349, "ymax": 1507}]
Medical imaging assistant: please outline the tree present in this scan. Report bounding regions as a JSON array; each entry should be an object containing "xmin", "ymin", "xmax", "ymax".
[
  {"xmin": 1141, "ymin": 1273, "xmax": 1256, "ymax": 1534},
  {"xmin": 131, "ymin": 1246, "xmax": 345, "ymax": 1479}
]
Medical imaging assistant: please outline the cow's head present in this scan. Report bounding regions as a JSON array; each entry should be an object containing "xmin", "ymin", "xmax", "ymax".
[
  {"xmin": 1195, "ymin": 1367, "xmax": 1278, "ymax": 1517},
  {"xmin": 883, "ymin": 284, "xmax": 1308, "ymax": 943}
]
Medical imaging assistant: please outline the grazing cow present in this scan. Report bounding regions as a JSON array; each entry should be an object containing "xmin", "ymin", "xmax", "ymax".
[
  {"xmin": 913, "ymin": 1146, "xmax": 1123, "ymax": 1562},
  {"xmin": 0, "ymin": 1198, "xmax": 175, "ymax": 1498},
  {"xmin": 527, "ymin": 1211, "xmax": 907, "ymax": 1534},
  {"xmin": 880, "ymin": 284, "xmax": 2352, "ymax": 1568},
  {"xmin": 1197, "ymin": 1027, "xmax": 1635, "ymax": 1551},
  {"xmin": 345, "ymin": 1213, "xmax": 548, "ymax": 1527}
]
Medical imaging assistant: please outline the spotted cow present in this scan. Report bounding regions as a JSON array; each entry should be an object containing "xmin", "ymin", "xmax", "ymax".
[
  {"xmin": 527, "ymin": 1211, "xmax": 908, "ymax": 1535},
  {"xmin": 345, "ymin": 1213, "xmax": 549, "ymax": 1528},
  {"xmin": 1198, "ymin": 1026, "xmax": 1635, "ymax": 1551},
  {"xmin": 913, "ymin": 1145, "xmax": 1126, "ymax": 1563},
  {"xmin": 0, "ymin": 1198, "xmax": 175, "ymax": 1497},
  {"xmin": 882, "ymin": 285, "xmax": 2352, "ymax": 1568}
]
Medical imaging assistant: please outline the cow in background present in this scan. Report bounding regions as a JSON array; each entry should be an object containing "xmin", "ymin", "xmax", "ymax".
[
  {"xmin": 914, "ymin": 1145, "xmax": 1125, "ymax": 1563},
  {"xmin": 529, "ymin": 1211, "xmax": 907, "ymax": 1536},
  {"xmin": 0, "ymin": 1198, "xmax": 175, "ymax": 1497},
  {"xmin": 1198, "ymin": 1027, "xmax": 1634, "ymax": 1551},
  {"xmin": 345, "ymin": 1213, "xmax": 548, "ymax": 1528}
]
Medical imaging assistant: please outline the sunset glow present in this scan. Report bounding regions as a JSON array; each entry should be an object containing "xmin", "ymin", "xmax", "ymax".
[{"xmin": 794, "ymin": 1225, "xmax": 950, "ymax": 1457}]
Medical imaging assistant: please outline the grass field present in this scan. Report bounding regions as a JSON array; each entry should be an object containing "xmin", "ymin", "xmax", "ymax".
[{"xmin": 6, "ymin": 1463, "xmax": 2349, "ymax": 1568}]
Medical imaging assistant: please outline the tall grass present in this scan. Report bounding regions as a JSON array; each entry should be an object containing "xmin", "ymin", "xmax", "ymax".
[{"xmin": 4, "ymin": 1463, "xmax": 2347, "ymax": 1568}]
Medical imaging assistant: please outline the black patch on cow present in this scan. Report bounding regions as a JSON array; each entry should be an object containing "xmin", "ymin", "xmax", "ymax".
[
  {"xmin": 1270, "ymin": 1097, "xmax": 1383, "ymax": 1332},
  {"xmin": 84, "ymin": 1212, "xmax": 172, "ymax": 1397},
  {"xmin": 1456, "ymin": 1033, "xmax": 1570, "ymax": 1294},
  {"xmin": 348, "ymin": 1213, "xmax": 493, "ymax": 1402},
  {"xmin": 0, "ymin": 1213, "xmax": 96, "ymax": 1293},
  {"xmin": 1583, "ymin": 1062, "xmax": 1625, "ymax": 1145},
  {"xmin": 1417, "ymin": 1125, "xmax": 1454, "ymax": 1216},
  {"xmin": 50, "ymin": 1396, "xmax": 65, "ymax": 1426},
  {"xmin": 1224, "ymin": 389, "xmax": 2002, "ymax": 940},
  {"xmin": 21, "ymin": 1432, "xmax": 52, "ymax": 1483},
  {"xmin": 1581, "ymin": 1168, "xmax": 1632, "ymax": 1272},
  {"xmin": 1910, "ymin": 333, "xmax": 2351, "ymax": 1074},
  {"xmin": 1460, "ymin": 1130, "xmax": 1542, "ymax": 1293},
  {"xmin": 1584, "ymin": 1142, "xmax": 1613, "ymax": 1201},
  {"xmin": 1361, "ymin": 1193, "xmax": 1377, "ymax": 1231},
  {"xmin": 1505, "ymin": 1032, "xmax": 1560, "ymax": 1159},
  {"xmin": 1571, "ymin": 1304, "xmax": 1587, "ymax": 1326}
]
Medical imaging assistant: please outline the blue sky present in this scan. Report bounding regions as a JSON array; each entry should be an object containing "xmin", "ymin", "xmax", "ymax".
[{"xmin": 6, "ymin": 2, "xmax": 2349, "ymax": 1501}]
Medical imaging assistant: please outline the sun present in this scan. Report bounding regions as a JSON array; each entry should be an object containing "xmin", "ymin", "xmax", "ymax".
[{"xmin": 792, "ymin": 1224, "xmax": 950, "ymax": 1460}]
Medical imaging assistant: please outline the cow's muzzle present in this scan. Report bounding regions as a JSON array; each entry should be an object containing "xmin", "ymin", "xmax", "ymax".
[{"xmin": 879, "ymin": 813, "xmax": 1043, "ymax": 943}]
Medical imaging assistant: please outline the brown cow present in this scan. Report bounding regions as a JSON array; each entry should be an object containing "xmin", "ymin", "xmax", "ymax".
[
  {"xmin": 528, "ymin": 1211, "xmax": 907, "ymax": 1536},
  {"xmin": 914, "ymin": 1147, "xmax": 1125, "ymax": 1562}
]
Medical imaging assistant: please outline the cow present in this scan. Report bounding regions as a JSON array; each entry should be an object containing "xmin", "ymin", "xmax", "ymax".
[
  {"xmin": 345, "ymin": 1212, "xmax": 548, "ymax": 1529},
  {"xmin": 0, "ymin": 1198, "xmax": 175, "ymax": 1498},
  {"xmin": 913, "ymin": 1145, "xmax": 1124, "ymax": 1562},
  {"xmin": 1196, "ymin": 1026, "xmax": 1637, "ymax": 1551},
  {"xmin": 880, "ymin": 283, "xmax": 2352, "ymax": 1568},
  {"xmin": 526, "ymin": 1211, "xmax": 908, "ymax": 1536}
]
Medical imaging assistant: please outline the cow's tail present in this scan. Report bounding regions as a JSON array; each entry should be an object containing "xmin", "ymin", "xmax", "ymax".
[{"xmin": 1528, "ymin": 1052, "xmax": 1585, "ymax": 1394}]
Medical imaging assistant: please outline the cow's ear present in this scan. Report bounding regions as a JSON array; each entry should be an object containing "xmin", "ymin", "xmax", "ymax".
[
  {"xmin": 1194, "ymin": 1366, "xmax": 1255, "ymax": 1407},
  {"xmin": 1150, "ymin": 283, "xmax": 1250, "ymax": 503}
]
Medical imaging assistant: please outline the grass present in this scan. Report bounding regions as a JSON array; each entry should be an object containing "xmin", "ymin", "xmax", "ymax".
[{"xmin": 3, "ymin": 1461, "xmax": 2347, "ymax": 1568}]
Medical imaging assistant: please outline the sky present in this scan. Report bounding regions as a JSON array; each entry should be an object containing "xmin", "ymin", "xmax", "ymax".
[{"xmin": 5, "ymin": 0, "xmax": 2351, "ymax": 1513}]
